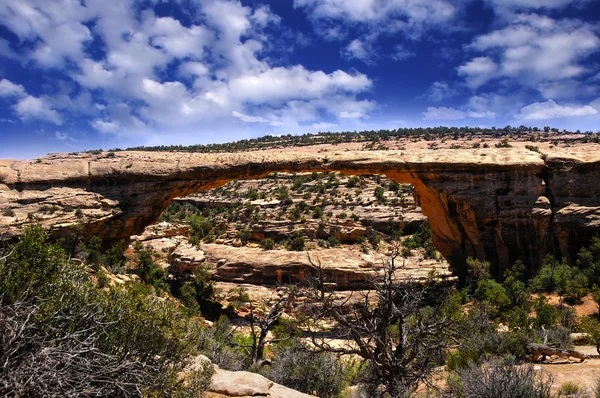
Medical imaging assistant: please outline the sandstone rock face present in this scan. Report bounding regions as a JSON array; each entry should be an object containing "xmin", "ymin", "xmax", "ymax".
[
  {"xmin": 201, "ymin": 244, "xmax": 448, "ymax": 289},
  {"xmin": 1, "ymin": 140, "xmax": 599, "ymax": 274}
]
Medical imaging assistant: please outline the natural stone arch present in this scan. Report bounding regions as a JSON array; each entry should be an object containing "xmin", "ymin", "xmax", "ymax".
[{"xmin": 1, "ymin": 144, "xmax": 599, "ymax": 276}]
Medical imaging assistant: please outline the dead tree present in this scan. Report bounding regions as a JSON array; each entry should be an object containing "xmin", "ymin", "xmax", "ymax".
[
  {"xmin": 526, "ymin": 343, "xmax": 586, "ymax": 363},
  {"xmin": 303, "ymin": 250, "xmax": 460, "ymax": 397},
  {"xmin": 246, "ymin": 287, "xmax": 296, "ymax": 366}
]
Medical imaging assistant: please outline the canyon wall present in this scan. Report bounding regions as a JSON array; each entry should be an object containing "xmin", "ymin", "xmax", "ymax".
[{"xmin": 1, "ymin": 142, "xmax": 599, "ymax": 275}]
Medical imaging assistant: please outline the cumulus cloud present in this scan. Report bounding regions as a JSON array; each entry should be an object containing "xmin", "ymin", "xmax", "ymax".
[
  {"xmin": 14, "ymin": 96, "xmax": 62, "ymax": 125},
  {"xmin": 232, "ymin": 111, "xmax": 282, "ymax": 127},
  {"xmin": 457, "ymin": 57, "xmax": 497, "ymax": 89},
  {"xmin": 91, "ymin": 119, "xmax": 121, "ymax": 133},
  {"xmin": 295, "ymin": 0, "xmax": 457, "ymax": 25},
  {"xmin": 421, "ymin": 106, "xmax": 466, "ymax": 121},
  {"xmin": 295, "ymin": 0, "xmax": 458, "ymax": 66},
  {"xmin": 0, "ymin": 0, "xmax": 375, "ymax": 138},
  {"xmin": 514, "ymin": 99, "xmax": 597, "ymax": 120},
  {"xmin": 341, "ymin": 39, "xmax": 373, "ymax": 63},
  {"xmin": 340, "ymin": 111, "xmax": 366, "ymax": 119},
  {"xmin": 55, "ymin": 131, "xmax": 77, "ymax": 142},
  {"xmin": 422, "ymin": 97, "xmax": 497, "ymax": 120},
  {"xmin": 311, "ymin": 122, "xmax": 337, "ymax": 130},
  {"xmin": 459, "ymin": 13, "xmax": 600, "ymax": 97},
  {"xmin": 391, "ymin": 45, "xmax": 415, "ymax": 61},
  {"xmin": 0, "ymin": 79, "xmax": 26, "ymax": 97},
  {"xmin": 424, "ymin": 81, "xmax": 457, "ymax": 102}
]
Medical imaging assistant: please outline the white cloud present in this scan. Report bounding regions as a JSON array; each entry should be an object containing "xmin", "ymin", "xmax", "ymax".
[
  {"xmin": 341, "ymin": 39, "xmax": 372, "ymax": 62},
  {"xmin": 514, "ymin": 99, "xmax": 598, "ymax": 120},
  {"xmin": 55, "ymin": 131, "xmax": 77, "ymax": 142},
  {"xmin": 466, "ymin": 96, "xmax": 496, "ymax": 118},
  {"xmin": 148, "ymin": 16, "xmax": 212, "ymax": 59},
  {"xmin": 179, "ymin": 61, "xmax": 210, "ymax": 77},
  {"xmin": 0, "ymin": 0, "xmax": 376, "ymax": 139},
  {"xmin": 487, "ymin": 0, "xmax": 589, "ymax": 12},
  {"xmin": 311, "ymin": 122, "xmax": 337, "ymax": 130},
  {"xmin": 295, "ymin": 0, "xmax": 458, "ymax": 67},
  {"xmin": 461, "ymin": 14, "xmax": 600, "ymax": 97},
  {"xmin": 422, "ymin": 97, "xmax": 498, "ymax": 120},
  {"xmin": 0, "ymin": 1, "xmax": 93, "ymax": 67},
  {"xmin": 457, "ymin": 57, "xmax": 497, "ymax": 88},
  {"xmin": 391, "ymin": 45, "xmax": 415, "ymax": 61},
  {"xmin": 421, "ymin": 106, "xmax": 466, "ymax": 120},
  {"xmin": 295, "ymin": 0, "xmax": 457, "ymax": 24},
  {"xmin": 232, "ymin": 111, "xmax": 285, "ymax": 127},
  {"xmin": 424, "ymin": 81, "xmax": 457, "ymax": 102},
  {"xmin": 0, "ymin": 79, "xmax": 26, "ymax": 97},
  {"xmin": 232, "ymin": 111, "xmax": 269, "ymax": 123},
  {"xmin": 14, "ymin": 95, "xmax": 62, "ymax": 125},
  {"xmin": 91, "ymin": 119, "xmax": 121, "ymax": 133},
  {"xmin": 340, "ymin": 111, "xmax": 366, "ymax": 119}
]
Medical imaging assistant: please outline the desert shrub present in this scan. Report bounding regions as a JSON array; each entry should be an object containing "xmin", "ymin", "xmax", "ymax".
[
  {"xmin": 327, "ymin": 235, "xmax": 340, "ymax": 248},
  {"xmin": 188, "ymin": 215, "xmax": 213, "ymax": 244},
  {"xmin": 577, "ymin": 238, "xmax": 600, "ymax": 286},
  {"xmin": 312, "ymin": 206, "xmax": 323, "ymax": 219},
  {"xmin": 494, "ymin": 138, "xmax": 512, "ymax": 148},
  {"xmin": 533, "ymin": 326, "xmax": 572, "ymax": 349},
  {"xmin": 2, "ymin": 207, "xmax": 15, "ymax": 217},
  {"xmin": 137, "ymin": 248, "xmax": 167, "ymax": 290},
  {"xmin": 559, "ymin": 382, "xmax": 580, "ymax": 396},
  {"xmin": 503, "ymin": 261, "xmax": 530, "ymax": 308},
  {"xmin": 276, "ymin": 187, "xmax": 290, "ymax": 200},
  {"xmin": 532, "ymin": 296, "xmax": 559, "ymax": 329},
  {"xmin": 531, "ymin": 255, "xmax": 588, "ymax": 303},
  {"xmin": 104, "ymin": 239, "xmax": 127, "ymax": 273},
  {"xmin": 374, "ymin": 186, "xmax": 386, "ymax": 203},
  {"xmin": 448, "ymin": 308, "xmax": 530, "ymax": 371},
  {"xmin": 366, "ymin": 228, "xmax": 380, "ymax": 248},
  {"xmin": 228, "ymin": 287, "xmax": 250, "ymax": 309},
  {"xmin": 475, "ymin": 279, "xmax": 510, "ymax": 312},
  {"xmin": 466, "ymin": 257, "xmax": 491, "ymax": 291},
  {"xmin": 451, "ymin": 356, "xmax": 552, "ymax": 398},
  {"xmin": 581, "ymin": 316, "xmax": 600, "ymax": 354},
  {"xmin": 197, "ymin": 316, "xmax": 245, "ymax": 370},
  {"xmin": 260, "ymin": 238, "xmax": 275, "ymax": 250},
  {"xmin": 236, "ymin": 227, "xmax": 252, "ymax": 245},
  {"xmin": 388, "ymin": 180, "xmax": 400, "ymax": 192},
  {"xmin": 288, "ymin": 236, "xmax": 305, "ymax": 251},
  {"xmin": 263, "ymin": 342, "xmax": 347, "ymax": 398},
  {"xmin": 346, "ymin": 175, "xmax": 361, "ymax": 188},
  {"xmin": 0, "ymin": 225, "xmax": 214, "ymax": 397}
]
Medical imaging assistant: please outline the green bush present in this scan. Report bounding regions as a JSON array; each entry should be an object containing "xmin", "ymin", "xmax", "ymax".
[
  {"xmin": 263, "ymin": 342, "xmax": 347, "ymax": 398},
  {"xmin": 312, "ymin": 206, "xmax": 323, "ymax": 219},
  {"xmin": 531, "ymin": 255, "xmax": 588, "ymax": 302},
  {"xmin": 374, "ymin": 186, "xmax": 386, "ymax": 203},
  {"xmin": 451, "ymin": 357, "xmax": 552, "ymax": 398},
  {"xmin": 261, "ymin": 238, "xmax": 275, "ymax": 250},
  {"xmin": 0, "ymin": 225, "xmax": 214, "ymax": 397},
  {"xmin": 475, "ymin": 279, "xmax": 510, "ymax": 309},
  {"xmin": 327, "ymin": 235, "xmax": 340, "ymax": 248},
  {"xmin": 137, "ymin": 248, "xmax": 167, "ymax": 290},
  {"xmin": 288, "ymin": 236, "xmax": 305, "ymax": 251}
]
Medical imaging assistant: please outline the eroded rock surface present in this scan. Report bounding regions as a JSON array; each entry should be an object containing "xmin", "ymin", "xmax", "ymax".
[{"xmin": 2, "ymin": 138, "xmax": 600, "ymax": 273}]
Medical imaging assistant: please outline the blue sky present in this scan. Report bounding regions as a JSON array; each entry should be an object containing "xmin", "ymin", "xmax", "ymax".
[{"xmin": 1, "ymin": 0, "xmax": 600, "ymax": 158}]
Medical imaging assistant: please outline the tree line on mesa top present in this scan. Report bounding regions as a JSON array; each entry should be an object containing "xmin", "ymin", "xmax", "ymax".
[{"xmin": 73, "ymin": 125, "xmax": 599, "ymax": 155}]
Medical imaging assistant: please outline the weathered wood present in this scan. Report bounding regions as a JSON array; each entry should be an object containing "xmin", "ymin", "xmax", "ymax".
[{"xmin": 526, "ymin": 343, "xmax": 586, "ymax": 363}]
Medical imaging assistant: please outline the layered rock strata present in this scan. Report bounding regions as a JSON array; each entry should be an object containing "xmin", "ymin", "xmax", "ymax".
[{"xmin": 2, "ymin": 140, "xmax": 599, "ymax": 273}]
